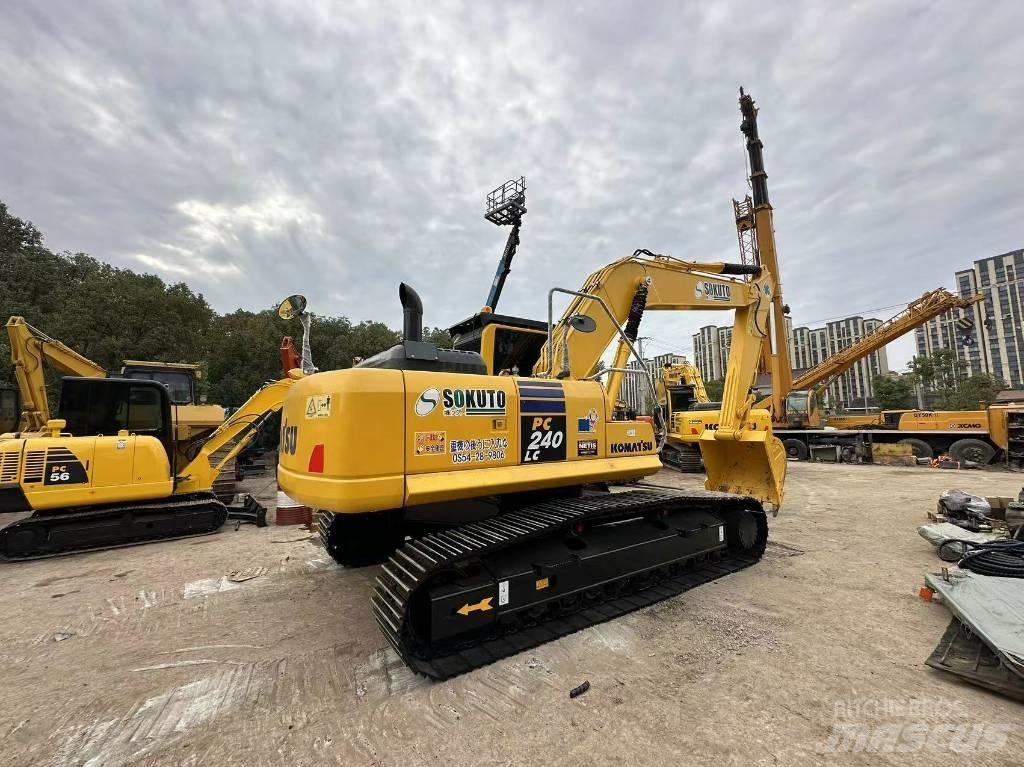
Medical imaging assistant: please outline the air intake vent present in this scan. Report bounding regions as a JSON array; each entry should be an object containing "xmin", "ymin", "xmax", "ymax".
[
  {"xmin": 0, "ymin": 450, "xmax": 19, "ymax": 483},
  {"xmin": 23, "ymin": 450, "xmax": 45, "ymax": 484}
]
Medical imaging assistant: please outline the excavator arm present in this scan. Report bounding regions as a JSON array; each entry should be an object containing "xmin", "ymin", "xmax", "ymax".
[
  {"xmin": 660, "ymin": 361, "xmax": 709, "ymax": 403},
  {"xmin": 535, "ymin": 252, "xmax": 763, "ymax": 403},
  {"xmin": 6, "ymin": 316, "xmax": 106, "ymax": 431},
  {"xmin": 534, "ymin": 251, "xmax": 785, "ymax": 508},
  {"xmin": 175, "ymin": 371, "xmax": 302, "ymax": 494}
]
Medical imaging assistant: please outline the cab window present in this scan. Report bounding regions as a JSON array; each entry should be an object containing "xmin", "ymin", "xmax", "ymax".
[
  {"xmin": 492, "ymin": 328, "xmax": 546, "ymax": 376},
  {"xmin": 123, "ymin": 369, "xmax": 194, "ymax": 405}
]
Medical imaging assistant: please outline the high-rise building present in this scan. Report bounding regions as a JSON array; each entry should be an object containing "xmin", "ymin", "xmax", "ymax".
[
  {"xmin": 693, "ymin": 326, "xmax": 727, "ymax": 382},
  {"xmin": 915, "ymin": 248, "xmax": 1024, "ymax": 387},
  {"xmin": 619, "ymin": 353, "xmax": 687, "ymax": 414},
  {"xmin": 693, "ymin": 315, "xmax": 889, "ymax": 409}
]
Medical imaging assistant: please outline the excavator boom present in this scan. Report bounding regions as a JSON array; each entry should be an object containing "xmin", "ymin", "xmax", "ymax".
[
  {"xmin": 176, "ymin": 372, "xmax": 301, "ymax": 494},
  {"xmin": 6, "ymin": 316, "xmax": 106, "ymax": 431}
]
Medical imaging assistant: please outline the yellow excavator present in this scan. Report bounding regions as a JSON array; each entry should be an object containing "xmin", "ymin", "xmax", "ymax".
[
  {"xmin": 4, "ymin": 315, "xmax": 240, "ymax": 500},
  {"xmin": 0, "ymin": 371, "xmax": 299, "ymax": 558},
  {"xmin": 659, "ymin": 360, "xmax": 709, "ymax": 405},
  {"xmin": 0, "ymin": 299, "xmax": 311, "ymax": 559},
  {"xmin": 7, "ymin": 316, "xmax": 225, "ymax": 435},
  {"xmin": 277, "ymin": 246, "xmax": 787, "ymax": 678}
]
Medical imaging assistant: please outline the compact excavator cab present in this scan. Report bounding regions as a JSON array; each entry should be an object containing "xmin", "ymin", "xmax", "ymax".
[{"xmin": 58, "ymin": 377, "xmax": 175, "ymax": 469}]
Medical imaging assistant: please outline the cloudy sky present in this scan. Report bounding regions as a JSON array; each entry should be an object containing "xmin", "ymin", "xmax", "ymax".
[{"xmin": 2, "ymin": 1, "xmax": 1021, "ymax": 369}]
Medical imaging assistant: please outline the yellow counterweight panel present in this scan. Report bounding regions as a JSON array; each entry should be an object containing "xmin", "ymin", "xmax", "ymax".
[
  {"xmin": 173, "ymin": 404, "xmax": 227, "ymax": 437},
  {"xmin": 277, "ymin": 369, "xmax": 407, "ymax": 513},
  {"xmin": 277, "ymin": 368, "xmax": 663, "ymax": 515},
  {"xmin": 20, "ymin": 434, "xmax": 172, "ymax": 511}
]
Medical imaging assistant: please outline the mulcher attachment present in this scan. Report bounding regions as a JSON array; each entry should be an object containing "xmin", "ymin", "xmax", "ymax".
[{"xmin": 367, "ymin": 488, "xmax": 767, "ymax": 679}]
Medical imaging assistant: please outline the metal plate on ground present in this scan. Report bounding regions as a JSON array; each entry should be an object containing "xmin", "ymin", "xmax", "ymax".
[{"xmin": 926, "ymin": 617, "xmax": 1024, "ymax": 701}]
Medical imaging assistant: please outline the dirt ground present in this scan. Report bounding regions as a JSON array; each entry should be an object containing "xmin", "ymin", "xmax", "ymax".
[{"xmin": 1, "ymin": 462, "xmax": 1022, "ymax": 766}]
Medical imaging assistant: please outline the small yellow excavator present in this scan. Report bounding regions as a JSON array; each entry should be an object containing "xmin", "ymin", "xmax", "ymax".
[
  {"xmin": 0, "ymin": 298, "xmax": 313, "ymax": 559},
  {"xmin": 0, "ymin": 371, "xmax": 299, "ymax": 558},
  {"xmin": 278, "ymin": 246, "xmax": 786, "ymax": 678},
  {"xmin": 5, "ymin": 317, "xmax": 233, "ymax": 497}
]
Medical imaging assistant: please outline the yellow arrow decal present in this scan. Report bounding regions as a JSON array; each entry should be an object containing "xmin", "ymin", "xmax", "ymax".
[{"xmin": 456, "ymin": 597, "xmax": 493, "ymax": 616}]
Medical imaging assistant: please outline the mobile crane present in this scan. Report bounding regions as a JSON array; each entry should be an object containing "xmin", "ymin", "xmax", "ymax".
[
  {"xmin": 762, "ymin": 288, "xmax": 983, "ymax": 429},
  {"xmin": 277, "ymin": 247, "xmax": 786, "ymax": 679},
  {"xmin": 662, "ymin": 92, "xmax": 997, "ymax": 467}
]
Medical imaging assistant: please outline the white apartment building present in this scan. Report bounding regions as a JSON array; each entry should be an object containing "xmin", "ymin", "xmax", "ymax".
[{"xmin": 915, "ymin": 248, "xmax": 1024, "ymax": 387}]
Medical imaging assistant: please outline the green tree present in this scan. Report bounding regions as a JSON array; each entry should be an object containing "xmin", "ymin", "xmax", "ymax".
[
  {"xmin": 0, "ymin": 203, "xmax": 213, "ymax": 391},
  {"xmin": 908, "ymin": 350, "xmax": 965, "ymax": 391},
  {"xmin": 872, "ymin": 374, "xmax": 915, "ymax": 410},
  {"xmin": 936, "ymin": 374, "xmax": 1003, "ymax": 411},
  {"xmin": 424, "ymin": 326, "xmax": 453, "ymax": 348},
  {"xmin": 705, "ymin": 378, "xmax": 725, "ymax": 401}
]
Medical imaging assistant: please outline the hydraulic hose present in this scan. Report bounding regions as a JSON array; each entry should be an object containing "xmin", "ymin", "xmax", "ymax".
[{"xmin": 953, "ymin": 539, "xmax": 1024, "ymax": 577}]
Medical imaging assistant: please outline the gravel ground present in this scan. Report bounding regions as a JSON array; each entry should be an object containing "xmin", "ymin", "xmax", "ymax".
[{"xmin": 1, "ymin": 462, "xmax": 1022, "ymax": 766}]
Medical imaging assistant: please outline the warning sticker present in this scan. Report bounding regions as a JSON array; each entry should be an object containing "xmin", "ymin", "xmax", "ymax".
[
  {"xmin": 414, "ymin": 431, "xmax": 447, "ymax": 456},
  {"xmin": 304, "ymin": 394, "xmax": 332, "ymax": 419},
  {"xmin": 498, "ymin": 580, "xmax": 509, "ymax": 606}
]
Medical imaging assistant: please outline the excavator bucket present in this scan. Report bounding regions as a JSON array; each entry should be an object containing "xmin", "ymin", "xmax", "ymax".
[{"xmin": 699, "ymin": 424, "xmax": 786, "ymax": 511}]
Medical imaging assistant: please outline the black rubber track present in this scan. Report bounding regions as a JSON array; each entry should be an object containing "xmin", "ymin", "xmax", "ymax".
[
  {"xmin": 363, "ymin": 488, "xmax": 767, "ymax": 680},
  {"xmin": 0, "ymin": 492, "xmax": 227, "ymax": 560}
]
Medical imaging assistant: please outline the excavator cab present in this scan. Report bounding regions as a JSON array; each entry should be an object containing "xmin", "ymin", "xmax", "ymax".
[
  {"xmin": 783, "ymin": 389, "xmax": 821, "ymax": 429},
  {"xmin": 120, "ymin": 361, "xmax": 200, "ymax": 406},
  {"xmin": 448, "ymin": 312, "xmax": 548, "ymax": 376},
  {"xmin": 58, "ymin": 378, "xmax": 175, "ymax": 470}
]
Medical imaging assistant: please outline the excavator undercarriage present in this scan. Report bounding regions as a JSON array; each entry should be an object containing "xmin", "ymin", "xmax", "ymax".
[
  {"xmin": 326, "ymin": 487, "xmax": 767, "ymax": 679},
  {"xmin": 0, "ymin": 492, "xmax": 226, "ymax": 560}
]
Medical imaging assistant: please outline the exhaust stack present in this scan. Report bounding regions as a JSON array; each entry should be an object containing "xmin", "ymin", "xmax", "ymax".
[{"xmin": 399, "ymin": 283, "xmax": 423, "ymax": 342}]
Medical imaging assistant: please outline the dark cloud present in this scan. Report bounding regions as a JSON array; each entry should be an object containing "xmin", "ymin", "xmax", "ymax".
[{"xmin": 2, "ymin": 1, "xmax": 1020, "ymax": 368}]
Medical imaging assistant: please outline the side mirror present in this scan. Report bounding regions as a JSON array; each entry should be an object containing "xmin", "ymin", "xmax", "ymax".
[
  {"xmin": 277, "ymin": 294, "xmax": 308, "ymax": 320},
  {"xmin": 567, "ymin": 314, "xmax": 597, "ymax": 333}
]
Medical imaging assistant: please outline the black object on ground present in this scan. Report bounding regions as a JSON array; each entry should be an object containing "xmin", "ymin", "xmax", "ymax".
[
  {"xmin": 569, "ymin": 680, "xmax": 590, "ymax": 699},
  {"xmin": 926, "ymin": 617, "xmax": 1024, "ymax": 702},
  {"xmin": 227, "ymin": 495, "xmax": 269, "ymax": 528},
  {"xmin": 957, "ymin": 539, "xmax": 1024, "ymax": 577}
]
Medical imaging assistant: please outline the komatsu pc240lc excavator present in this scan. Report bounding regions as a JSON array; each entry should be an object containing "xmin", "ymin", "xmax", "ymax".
[{"xmin": 277, "ymin": 252, "xmax": 787, "ymax": 679}]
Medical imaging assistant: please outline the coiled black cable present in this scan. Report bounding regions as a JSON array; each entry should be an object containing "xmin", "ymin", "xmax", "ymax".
[{"xmin": 956, "ymin": 539, "xmax": 1024, "ymax": 577}]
